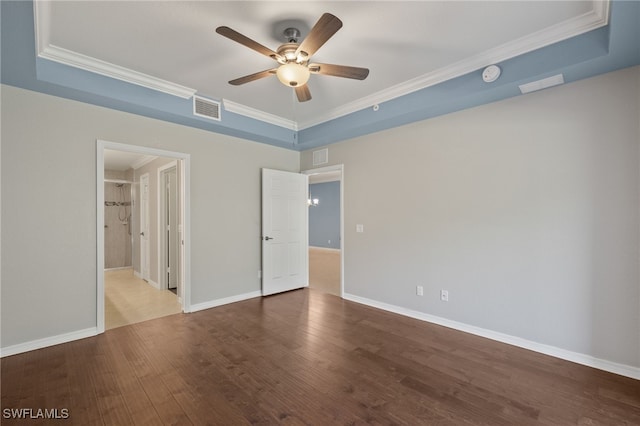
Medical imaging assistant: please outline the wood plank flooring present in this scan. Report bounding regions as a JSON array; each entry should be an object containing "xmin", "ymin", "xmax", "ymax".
[
  {"xmin": 2, "ymin": 289, "xmax": 639, "ymax": 425},
  {"xmin": 309, "ymin": 247, "xmax": 341, "ymax": 296}
]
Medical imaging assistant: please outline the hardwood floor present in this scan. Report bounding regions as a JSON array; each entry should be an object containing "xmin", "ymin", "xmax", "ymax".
[
  {"xmin": 309, "ymin": 247, "xmax": 341, "ymax": 296},
  {"xmin": 2, "ymin": 289, "xmax": 639, "ymax": 425}
]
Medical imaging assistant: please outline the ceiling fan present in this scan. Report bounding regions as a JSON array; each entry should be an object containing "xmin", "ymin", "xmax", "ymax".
[{"xmin": 216, "ymin": 13, "xmax": 369, "ymax": 102}]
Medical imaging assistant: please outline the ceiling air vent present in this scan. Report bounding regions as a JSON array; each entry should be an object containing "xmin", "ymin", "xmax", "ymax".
[
  {"xmin": 312, "ymin": 148, "xmax": 328, "ymax": 166},
  {"xmin": 193, "ymin": 95, "xmax": 221, "ymax": 121}
]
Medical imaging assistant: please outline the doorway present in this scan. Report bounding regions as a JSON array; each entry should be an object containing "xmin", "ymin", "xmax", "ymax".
[
  {"xmin": 159, "ymin": 162, "xmax": 180, "ymax": 296},
  {"xmin": 97, "ymin": 140, "xmax": 191, "ymax": 333},
  {"xmin": 303, "ymin": 165, "xmax": 344, "ymax": 297}
]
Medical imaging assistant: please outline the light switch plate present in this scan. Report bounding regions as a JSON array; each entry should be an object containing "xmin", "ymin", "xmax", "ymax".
[{"xmin": 356, "ymin": 224, "xmax": 364, "ymax": 233}]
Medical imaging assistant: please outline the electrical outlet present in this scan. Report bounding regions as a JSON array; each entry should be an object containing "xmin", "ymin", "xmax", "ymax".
[
  {"xmin": 416, "ymin": 285, "xmax": 424, "ymax": 296},
  {"xmin": 440, "ymin": 290, "xmax": 449, "ymax": 302}
]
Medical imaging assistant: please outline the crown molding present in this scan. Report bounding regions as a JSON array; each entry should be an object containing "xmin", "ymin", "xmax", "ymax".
[
  {"xmin": 223, "ymin": 99, "xmax": 298, "ymax": 130},
  {"xmin": 32, "ymin": 0, "xmax": 609, "ymax": 130},
  {"xmin": 297, "ymin": 0, "xmax": 610, "ymax": 130},
  {"xmin": 37, "ymin": 45, "xmax": 197, "ymax": 99},
  {"xmin": 33, "ymin": 1, "xmax": 196, "ymax": 99},
  {"xmin": 131, "ymin": 155, "xmax": 158, "ymax": 170}
]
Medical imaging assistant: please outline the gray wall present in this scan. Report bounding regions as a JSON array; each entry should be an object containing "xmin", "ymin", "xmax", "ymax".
[
  {"xmin": 309, "ymin": 181, "xmax": 341, "ymax": 249},
  {"xmin": 301, "ymin": 66, "xmax": 640, "ymax": 368},
  {"xmin": 1, "ymin": 85, "xmax": 299, "ymax": 348}
]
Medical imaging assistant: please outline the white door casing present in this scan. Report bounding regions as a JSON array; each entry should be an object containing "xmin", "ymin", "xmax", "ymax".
[
  {"xmin": 303, "ymin": 164, "xmax": 345, "ymax": 298},
  {"xmin": 262, "ymin": 169, "xmax": 309, "ymax": 296},
  {"xmin": 97, "ymin": 140, "xmax": 192, "ymax": 333},
  {"xmin": 140, "ymin": 173, "xmax": 150, "ymax": 282},
  {"xmin": 167, "ymin": 167, "xmax": 178, "ymax": 290}
]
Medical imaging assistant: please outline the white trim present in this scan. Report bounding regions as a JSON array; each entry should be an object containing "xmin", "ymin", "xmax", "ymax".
[
  {"xmin": 34, "ymin": 0, "xmax": 609, "ymax": 130},
  {"xmin": 146, "ymin": 279, "xmax": 160, "ymax": 290},
  {"xmin": 131, "ymin": 155, "xmax": 158, "ymax": 170},
  {"xmin": 97, "ymin": 140, "xmax": 192, "ymax": 334},
  {"xmin": 38, "ymin": 45, "xmax": 196, "ymax": 99},
  {"xmin": 139, "ymin": 172, "xmax": 151, "ymax": 284},
  {"xmin": 96, "ymin": 146, "xmax": 106, "ymax": 332},
  {"xmin": 157, "ymin": 161, "xmax": 178, "ymax": 293},
  {"xmin": 343, "ymin": 293, "xmax": 640, "ymax": 380},
  {"xmin": 189, "ymin": 291, "xmax": 262, "ymax": 313},
  {"xmin": 104, "ymin": 266, "xmax": 134, "ymax": 272},
  {"xmin": 0, "ymin": 328, "xmax": 97, "ymax": 358},
  {"xmin": 104, "ymin": 178, "xmax": 134, "ymax": 185},
  {"xmin": 296, "ymin": 2, "xmax": 610, "ymax": 130},
  {"xmin": 309, "ymin": 246, "xmax": 341, "ymax": 253},
  {"xmin": 303, "ymin": 164, "xmax": 345, "ymax": 298},
  {"xmin": 32, "ymin": 0, "xmax": 51, "ymax": 60},
  {"xmin": 223, "ymin": 99, "xmax": 298, "ymax": 131}
]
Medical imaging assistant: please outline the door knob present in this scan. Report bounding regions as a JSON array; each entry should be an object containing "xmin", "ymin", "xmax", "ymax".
[
  {"xmin": 140, "ymin": 232, "xmax": 145, "ymax": 236},
  {"xmin": 264, "ymin": 236, "xmax": 273, "ymax": 241}
]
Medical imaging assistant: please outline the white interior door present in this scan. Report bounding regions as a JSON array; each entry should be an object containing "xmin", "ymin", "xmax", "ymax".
[
  {"xmin": 262, "ymin": 169, "xmax": 309, "ymax": 296},
  {"xmin": 140, "ymin": 173, "xmax": 150, "ymax": 281}
]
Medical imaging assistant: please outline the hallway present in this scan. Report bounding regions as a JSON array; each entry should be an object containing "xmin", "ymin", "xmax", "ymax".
[{"xmin": 105, "ymin": 268, "xmax": 182, "ymax": 330}]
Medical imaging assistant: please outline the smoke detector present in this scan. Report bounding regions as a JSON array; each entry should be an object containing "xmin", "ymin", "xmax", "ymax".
[{"xmin": 482, "ymin": 65, "xmax": 501, "ymax": 83}]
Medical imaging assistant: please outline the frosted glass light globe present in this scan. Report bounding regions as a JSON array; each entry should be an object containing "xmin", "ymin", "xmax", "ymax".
[{"xmin": 276, "ymin": 63, "xmax": 310, "ymax": 87}]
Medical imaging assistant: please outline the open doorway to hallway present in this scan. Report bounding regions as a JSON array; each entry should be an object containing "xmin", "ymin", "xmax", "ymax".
[
  {"xmin": 305, "ymin": 166, "xmax": 343, "ymax": 297},
  {"xmin": 99, "ymin": 141, "xmax": 191, "ymax": 332}
]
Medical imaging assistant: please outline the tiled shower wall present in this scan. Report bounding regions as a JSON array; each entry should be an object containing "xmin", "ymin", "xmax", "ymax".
[{"xmin": 105, "ymin": 169, "xmax": 133, "ymax": 269}]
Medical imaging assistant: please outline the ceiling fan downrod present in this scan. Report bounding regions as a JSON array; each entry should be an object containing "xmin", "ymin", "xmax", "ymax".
[{"xmin": 283, "ymin": 27, "xmax": 301, "ymax": 43}]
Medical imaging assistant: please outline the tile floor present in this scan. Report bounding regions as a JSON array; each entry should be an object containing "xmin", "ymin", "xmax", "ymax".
[{"xmin": 105, "ymin": 268, "xmax": 182, "ymax": 330}]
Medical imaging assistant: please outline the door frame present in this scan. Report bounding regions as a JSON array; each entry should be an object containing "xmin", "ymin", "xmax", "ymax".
[
  {"xmin": 157, "ymin": 161, "xmax": 179, "ymax": 294},
  {"xmin": 97, "ymin": 140, "xmax": 192, "ymax": 334},
  {"xmin": 302, "ymin": 164, "xmax": 345, "ymax": 298},
  {"xmin": 140, "ymin": 172, "xmax": 151, "ymax": 282}
]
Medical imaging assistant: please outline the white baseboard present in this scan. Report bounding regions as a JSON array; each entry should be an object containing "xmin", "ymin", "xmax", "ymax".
[
  {"xmin": 309, "ymin": 246, "xmax": 341, "ymax": 253},
  {"xmin": 0, "ymin": 290, "xmax": 261, "ymax": 357},
  {"xmin": 104, "ymin": 266, "xmax": 133, "ymax": 272},
  {"xmin": 343, "ymin": 293, "xmax": 640, "ymax": 380},
  {"xmin": 133, "ymin": 270, "xmax": 142, "ymax": 279},
  {"xmin": 189, "ymin": 290, "xmax": 262, "ymax": 313},
  {"xmin": 147, "ymin": 279, "xmax": 160, "ymax": 290},
  {"xmin": 0, "ymin": 327, "xmax": 98, "ymax": 358}
]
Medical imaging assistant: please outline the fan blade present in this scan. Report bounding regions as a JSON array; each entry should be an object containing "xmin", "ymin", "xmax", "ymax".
[
  {"xmin": 295, "ymin": 85, "xmax": 312, "ymax": 102},
  {"xmin": 216, "ymin": 26, "xmax": 281, "ymax": 61},
  {"xmin": 309, "ymin": 63, "xmax": 369, "ymax": 80},
  {"xmin": 229, "ymin": 69, "xmax": 277, "ymax": 86},
  {"xmin": 295, "ymin": 13, "xmax": 342, "ymax": 59}
]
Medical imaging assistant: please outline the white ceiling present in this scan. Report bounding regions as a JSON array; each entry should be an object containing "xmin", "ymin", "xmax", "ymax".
[
  {"xmin": 104, "ymin": 149, "xmax": 157, "ymax": 171},
  {"xmin": 39, "ymin": 1, "xmax": 597, "ymax": 128}
]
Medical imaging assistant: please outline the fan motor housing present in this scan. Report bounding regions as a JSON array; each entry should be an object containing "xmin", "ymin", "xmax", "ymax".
[{"xmin": 277, "ymin": 43, "xmax": 308, "ymax": 64}]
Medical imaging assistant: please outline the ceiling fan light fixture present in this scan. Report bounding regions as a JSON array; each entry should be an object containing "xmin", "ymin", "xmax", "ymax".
[
  {"xmin": 217, "ymin": 13, "xmax": 367, "ymax": 102},
  {"xmin": 276, "ymin": 63, "xmax": 310, "ymax": 87}
]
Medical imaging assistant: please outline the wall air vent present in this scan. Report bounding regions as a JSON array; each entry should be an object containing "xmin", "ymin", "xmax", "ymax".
[
  {"xmin": 312, "ymin": 148, "xmax": 329, "ymax": 166},
  {"xmin": 519, "ymin": 74, "xmax": 564, "ymax": 94},
  {"xmin": 193, "ymin": 95, "xmax": 221, "ymax": 121}
]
